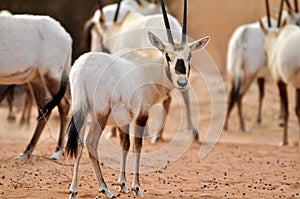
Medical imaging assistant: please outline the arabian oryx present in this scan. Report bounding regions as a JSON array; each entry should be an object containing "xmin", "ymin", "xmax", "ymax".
[
  {"xmin": 0, "ymin": 10, "xmax": 35, "ymax": 129},
  {"xmin": 85, "ymin": 0, "xmax": 199, "ymax": 144},
  {"xmin": 0, "ymin": 14, "xmax": 72, "ymax": 160},
  {"xmin": 85, "ymin": 0, "xmax": 161, "ymax": 52},
  {"xmin": 224, "ymin": 0, "xmax": 300, "ymax": 132},
  {"xmin": 260, "ymin": 6, "xmax": 300, "ymax": 146},
  {"xmin": 66, "ymin": 0, "xmax": 209, "ymax": 198}
]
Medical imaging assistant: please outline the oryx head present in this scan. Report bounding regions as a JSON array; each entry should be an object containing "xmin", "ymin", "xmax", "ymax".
[
  {"xmin": 148, "ymin": 0, "xmax": 209, "ymax": 90},
  {"xmin": 260, "ymin": 0, "xmax": 298, "ymax": 65},
  {"xmin": 275, "ymin": 0, "xmax": 300, "ymax": 26},
  {"xmin": 283, "ymin": 0, "xmax": 300, "ymax": 25}
]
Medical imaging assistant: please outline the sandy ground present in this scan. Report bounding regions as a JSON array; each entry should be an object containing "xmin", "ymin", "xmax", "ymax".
[
  {"xmin": 1, "ymin": 0, "xmax": 300, "ymax": 198},
  {"xmin": 0, "ymin": 64, "xmax": 300, "ymax": 199}
]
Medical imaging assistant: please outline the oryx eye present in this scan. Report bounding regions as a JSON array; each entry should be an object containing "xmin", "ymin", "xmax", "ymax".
[{"xmin": 166, "ymin": 53, "xmax": 172, "ymax": 62}]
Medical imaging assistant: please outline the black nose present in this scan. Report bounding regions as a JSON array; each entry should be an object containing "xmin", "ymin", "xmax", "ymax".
[
  {"xmin": 177, "ymin": 80, "xmax": 188, "ymax": 87},
  {"xmin": 175, "ymin": 59, "xmax": 186, "ymax": 74}
]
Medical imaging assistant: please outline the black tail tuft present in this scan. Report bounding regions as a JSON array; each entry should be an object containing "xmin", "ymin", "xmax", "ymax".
[
  {"xmin": 37, "ymin": 72, "xmax": 69, "ymax": 121},
  {"xmin": 65, "ymin": 110, "xmax": 85, "ymax": 158},
  {"xmin": 228, "ymin": 78, "xmax": 242, "ymax": 110}
]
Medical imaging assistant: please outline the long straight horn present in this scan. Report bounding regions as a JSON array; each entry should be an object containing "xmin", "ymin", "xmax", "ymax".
[
  {"xmin": 285, "ymin": 0, "xmax": 293, "ymax": 12},
  {"xmin": 278, "ymin": 0, "xmax": 285, "ymax": 27},
  {"xmin": 135, "ymin": 0, "xmax": 142, "ymax": 6},
  {"xmin": 98, "ymin": 0, "xmax": 105, "ymax": 24},
  {"xmin": 181, "ymin": 0, "xmax": 187, "ymax": 43},
  {"xmin": 160, "ymin": 0, "xmax": 174, "ymax": 44},
  {"xmin": 114, "ymin": 0, "xmax": 122, "ymax": 22},
  {"xmin": 265, "ymin": 0, "xmax": 271, "ymax": 27},
  {"xmin": 295, "ymin": 0, "xmax": 299, "ymax": 13}
]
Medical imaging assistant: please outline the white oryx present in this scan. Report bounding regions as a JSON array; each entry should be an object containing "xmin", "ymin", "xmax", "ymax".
[
  {"xmin": 0, "ymin": 10, "xmax": 35, "ymax": 128},
  {"xmin": 260, "ymin": 10, "xmax": 300, "ymax": 146},
  {"xmin": 85, "ymin": 0, "xmax": 199, "ymax": 143},
  {"xmin": 85, "ymin": 0, "xmax": 161, "ymax": 52},
  {"xmin": 66, "ymin": 0, "xmax": 210, "ymax": 198},
  {"xmin": 0, "ymin": 14, "xmax": 72, "ymax": 160},
  {"xmin": 224, "ymin": 0, "xmax": 300, "ymax": 132}
]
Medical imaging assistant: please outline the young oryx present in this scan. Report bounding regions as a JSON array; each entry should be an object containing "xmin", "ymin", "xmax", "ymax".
[
  {"xmin": 0, "ymin": 14, "xmax": 72, "ymax": 160},
  {"xmin": 85, "ymin": 0, "xmax": 161, "ymax": 52},
  {"xmin": 260, "ymin": 11, "xmax": 300, "ymax": 146},
  {"xmin": 85, "ymin": 0, "xmax": 199, "ymax": 143},
  {"xmin": 66, "ymin": 0, "xmax": 210, "ymax": 198},
  {"xmin": 224, "ymin": 0, "xmax": 300, "ymax": 132}
]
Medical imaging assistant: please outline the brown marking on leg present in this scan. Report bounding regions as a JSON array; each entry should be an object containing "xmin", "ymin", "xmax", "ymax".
[
  {"xmin": 20, "ymin": 84, "xmax": 33, "ymax": 126},
  {"xmin": 224, "ymin": 83, "xmax": 236, "ymax": 131},
  {"xmin": 132, "ymin": 113, "xmax": 148, "ymax": 195},
  {"xmin": 295, "ymin": 89, "xmax": 300, "ymax": 146},
  {"xmin": 6, "ymin": 85, "xmax": 16, "ymax": 122},
  {"xmin": 257, "ymin": 77, "xmax": 265, "ymax": 125},
  {"xmin": 117, "ymin": 125, "xmax": 130, "ymax": 193},
  {"xmin": 278, "ymin": 81, "xmax": 289, "ymax": 145},
  {"xmin": 23, "ymin": 79, "xmax": 49, "ymax": 157},
  {"xmin": 44, "ymin": 74, "xmax": 70, "ymax": 154},
  {"xmin": 153, "ymin": 94, "xmax": 171, "ymax": 143},
  {"xmin": 181, "ymin": 89, "xmax": 199, "ymax": 140},
  {"xmin": 86, "ymin": 111, "xmax": 114, "ymax": 197}
]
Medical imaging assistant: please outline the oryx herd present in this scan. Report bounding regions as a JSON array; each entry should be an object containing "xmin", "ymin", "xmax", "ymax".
[
  {"xmin": 1, "ymin": 0, "xmax": 300, "ymax": 198},
  {"xmin": 225, "ymin": 0, "xmax": 300, "ymax": 146}
]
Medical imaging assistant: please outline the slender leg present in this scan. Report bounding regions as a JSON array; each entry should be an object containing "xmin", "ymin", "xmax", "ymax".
[
  {"xmin": 50, "ymin": 96, "xmax": 70, "ymax": 160},
  {"xmin": 44, "ymin": 75, "xmax": 70, "ymax": 160},
  {"xmin": 132, "ymin": 114, "xmax": 148, "ymax": 197},
  {"xmin": 257, "ymin": 77, "xmax": 265, "ymax": 126},
  {"xmin": 20, "ymin": 85, "xmax": 33, "ymax": 128},
  {"xmin": 25, "ymin": 92, "xmax": 33, "ymax": 126},
  {"xmin": 181, "ymin": 89, "xmax": 199, "ymax": 141},
  {"xmin": 15, "ymin": 81, "xmax": 49, "ymax": 159},
  {"xmin": 117, "ymin": 125, "xmax": 130, "ymax": 193},
  {"xmin": 68, "ymin": 128, "xmax": 85, "ymax": 199},
  {"xmin": 151, "ymin": 94, "xmax": 171, "ymax": 144},
  {"xmin": 277, "ymin": 81, "xmax": 289, "ymax": 146},
  {"xmin": 6, "ymin": 85, "xmax": 16, "ymax": 122},
  {"xmin": 224, "ymin": 84, "xmax": 236, "ymax": 131},
  {"xmin": 295, "ymin": 89, "xmax": 300, "ymax": 147},
  {"xmin": 86, "ymin": 112, "xmax": 115, "ymax": 198},
  {"xmin": 237, "ymin": 94, "xmax": 249, "ymax": 132},
  {"xmin": 278, "ymin": 81, "xmax": 286, "ymax": 127}
]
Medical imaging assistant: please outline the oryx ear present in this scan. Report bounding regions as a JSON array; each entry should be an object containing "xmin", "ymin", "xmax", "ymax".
[
  {"xmin": 259, "ymin": 18, "xmax": 268, "ymax": 35},
  {"xmin": 273, "ymin": 8, "xmax": 280, "ymax": 16},
  {"xmin": 148, "ymin": 31, "xmax": 165, "ymax": 51},
  {"xmin": 281, "ymin": 18, "xmax": 287, "ymax": 27},
  {"xmin": 189, "ymin": 36, "xmax": 210, "ymax": 52},
  {"xmin": 288, "ymin": 9, "xmax": 295, "ymax": 19}
]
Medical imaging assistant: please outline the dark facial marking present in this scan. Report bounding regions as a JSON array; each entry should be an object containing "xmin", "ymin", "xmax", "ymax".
[
  {"xmin": 166, "ymin": 64, "xmax": 172, "ymax": 82},
  {"xmin": 166, "ymin": 53, "xmax": 171, "ymax": 62},
  {"xmin": 175, "ymin": 59, "xmax": 186, "ymax": 74}
]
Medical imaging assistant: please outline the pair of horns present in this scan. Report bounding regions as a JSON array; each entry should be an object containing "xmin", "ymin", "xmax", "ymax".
[
  {"xmin": 160, "ymin": 0, "xmax": 187, "ymax": 44},
  {"xmin": 285, "ymin": 0, "xmax": 299, "ymax": 13},
  {"xmin": 265, "ymin": 0, "xmax": 299, "ymax": 28},
  {"xmin": 265, "ymin": 0, "xmax": 284, "ymax": 28}
]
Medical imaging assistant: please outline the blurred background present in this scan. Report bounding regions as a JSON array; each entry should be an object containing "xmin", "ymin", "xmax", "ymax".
[{"xmin": 0, "ymin": 0, "xmax": 284, "ymax": 70}]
